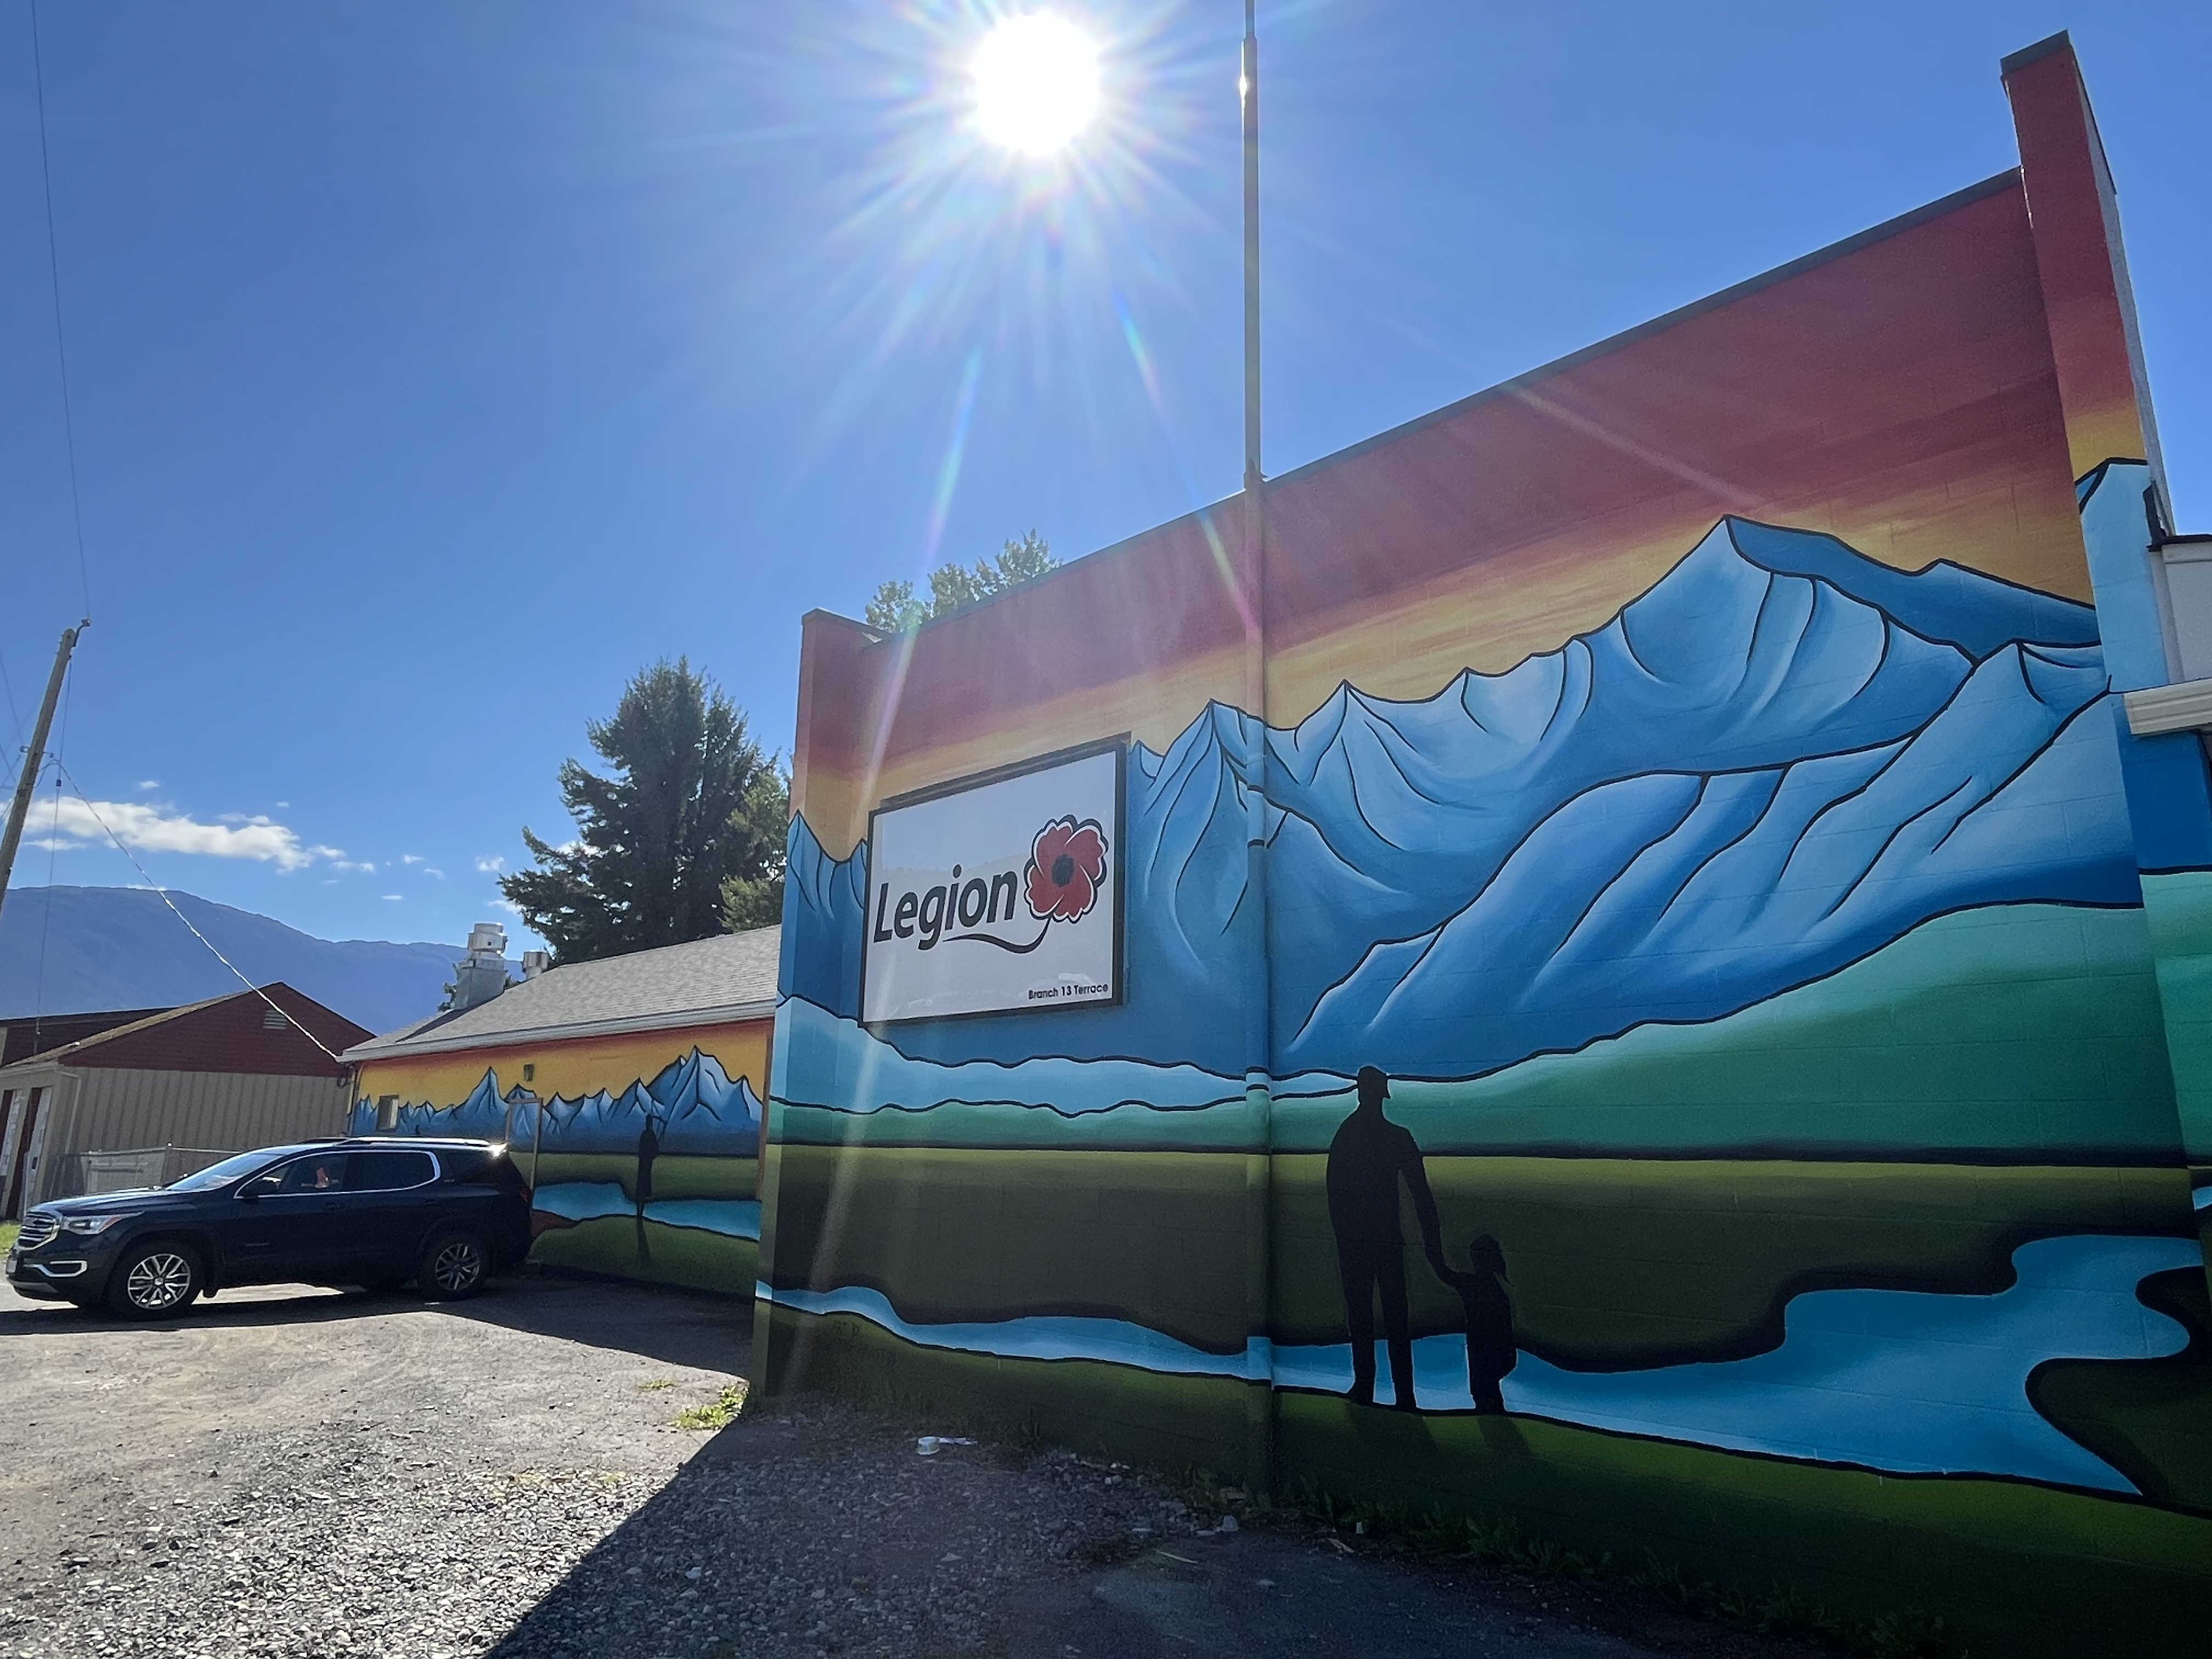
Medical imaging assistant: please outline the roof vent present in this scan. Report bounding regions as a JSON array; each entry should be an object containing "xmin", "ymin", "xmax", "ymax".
[
  {"xmin": 262, "ymin": 1006, "xmax": 289, "ymax": 1031},
  {"xmin": 521, "ymin": 950, "xmax": 551, "ymax": 980}
]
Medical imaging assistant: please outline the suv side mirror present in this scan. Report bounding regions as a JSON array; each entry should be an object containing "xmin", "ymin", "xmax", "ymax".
[{"xmin": 237, "ymin": 1185, "xmax": 261, "ymax": 1202}]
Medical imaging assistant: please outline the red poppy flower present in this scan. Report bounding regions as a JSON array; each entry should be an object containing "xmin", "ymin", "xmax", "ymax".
[{"xmin": 1025, "ymin": 816, "xmax": 1109, "ymax": 924}]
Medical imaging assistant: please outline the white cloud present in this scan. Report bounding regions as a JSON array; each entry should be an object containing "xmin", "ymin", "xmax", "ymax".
[
  {"xmin": 493, "ymin": 898, "xmax": 524, "ymax": 916},
  {"xmin": 332, "ymin": 859, "xmax": 376, "ymax": 874},
  {"xmin": 25, "ymin": 798, "xmax": 345, "ymax": 873},
  {"xmin": 274, "ymin": 800, "xmax": 290, "ymax": 809},
  {"xmin": 135, "ymin": 780, "xmax": 159, "ymax": 792},
  {"xmin": 422, "ymin": 867, "xmax": 445, "ymax": 879},
  {"xmin": 475, "ymin": 855, "xmax": 505, "ymax": 874},
  {"xmin": 402, "ymin": 854, "xmax": 423, "ymax": 865},
  {"xmin": 382, "ymin": 893, "xmax": 403, "ymax": 902}
]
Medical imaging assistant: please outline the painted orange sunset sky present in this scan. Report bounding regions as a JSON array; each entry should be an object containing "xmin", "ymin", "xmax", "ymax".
[{"xmin": 795, "ymin": 155, "xmax": 2107, "ymax": 857}]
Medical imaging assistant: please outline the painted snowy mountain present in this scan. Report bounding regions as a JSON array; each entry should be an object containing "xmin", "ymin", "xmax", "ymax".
[
  {"xmin": 788, "ymin": 515, "xmax": 2136, "ymax": 1080},
  {"xmin": 355, "ymin": 1047, "xmax": 763, "ymax": 1156}
]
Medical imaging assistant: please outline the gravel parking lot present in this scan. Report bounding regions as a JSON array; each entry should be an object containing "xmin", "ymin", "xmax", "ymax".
[{"xmin": 1, "ymin": 1272, "xmax": 1818, "ymax": 1658}]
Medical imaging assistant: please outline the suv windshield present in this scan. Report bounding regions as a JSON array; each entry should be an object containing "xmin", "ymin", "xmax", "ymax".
[{"xmin": 163, "ymin": 1149, "xmax": 295, "ymax": 1193}]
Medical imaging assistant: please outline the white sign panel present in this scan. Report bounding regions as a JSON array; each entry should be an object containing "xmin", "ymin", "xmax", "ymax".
[{"xmin": 861, "ymin": 743, "xmax": 1124, "ymax": 1024}]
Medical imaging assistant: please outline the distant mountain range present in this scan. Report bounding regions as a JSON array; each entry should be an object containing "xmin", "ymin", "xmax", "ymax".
[
  {"xmin": 354, "ymin": 1047, "xmax": 763, "ymax": 1156},
  {"xmin": 0, "ymin": 885, "xmax": 460, "ymax": 1037},
  {"xmin": 789, "ymin": 513, "xmax": 2135, "ymax": 1080}
]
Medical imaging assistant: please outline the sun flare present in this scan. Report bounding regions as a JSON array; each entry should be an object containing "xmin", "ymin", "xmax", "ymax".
[{"xmin": 972, "ymin": 14, "xmax": 1099, "ymax": 156}]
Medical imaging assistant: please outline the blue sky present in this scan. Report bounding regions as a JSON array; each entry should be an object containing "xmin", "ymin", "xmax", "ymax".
[{"xmin": 2, "ymin": 1, "xmax": 2207, "ymax": 954}]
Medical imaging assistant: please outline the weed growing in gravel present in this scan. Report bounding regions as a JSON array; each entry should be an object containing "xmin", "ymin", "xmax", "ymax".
[
  {"xmin": 637, "ymin": 1379, "xmax": 675, "ymax": 1393},
  {"xmin": 672, "ymin": 1384, "xmax": 749, "ymax": 1430},
  {"xmin": 1167, "ymin": 1466, "xmax": 1271, "ymax": 1525},
  {"xmin": 1268, "ymin": 1484, "xmax": 1957, "ymax": 1659}
]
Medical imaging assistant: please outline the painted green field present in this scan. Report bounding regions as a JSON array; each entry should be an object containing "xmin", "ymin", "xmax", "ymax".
[
  {"xmin": 1276, "ymin": 1387, "xmax": 2212, "ymax": 1659},
  {"xmin": 763, "ymin": 1143, "xmax": 2190, "ymax": 1365},
  {"xmin": 773, "ymin": 905, "xmax": 2182, "ymax": 1161},
  {"xmin": 2030, "ymin": 1267, "xmax": 2212, "ymax": 1509},
  {"xmin": 755, "ymin": 1304, "xmax": 2212, "ymax": 1659},
  {"xmin": 530, "ymin": 1215, "xmax": 756, "ymax": 1296},
  {"xmin": 762, "ymin": 1144, "xmax": 1258, "ymax": 1352},
  {"xmin": 523, "ymin": 1152, "xmax": 757, "ymax": 1203},
  {"xmin": 1276, "ymin": 1155, "xmax": 2190, "ymax": 1363},
  {"xmin": 1277, "ymin": 902, "xmax": 2181, "ymax": 1160},
  {"xmin": 2143, "ymin": 870, "xmax": 2212, "ymax": 1163}
]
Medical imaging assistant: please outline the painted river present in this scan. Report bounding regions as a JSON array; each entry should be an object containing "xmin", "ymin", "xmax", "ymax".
[{"xmin": 763, "ymin": 1232, "xmax": 2202, "ymax": 1493}]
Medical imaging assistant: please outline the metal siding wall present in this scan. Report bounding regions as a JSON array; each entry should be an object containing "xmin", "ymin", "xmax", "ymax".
[{"xmin": 49, "ymin": 1069, "xmax": 353, "ymax": 1161}]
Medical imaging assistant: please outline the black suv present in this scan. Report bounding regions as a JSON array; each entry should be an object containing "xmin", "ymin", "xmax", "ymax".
[{"xmin": 5, "ymin": 1138, "xmax": 533, "ymax": 1318}]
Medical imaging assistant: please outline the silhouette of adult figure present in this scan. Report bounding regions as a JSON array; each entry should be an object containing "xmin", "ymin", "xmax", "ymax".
[
  {"xmin": 1326, "ymin": 1066, "xmax": 1446, "ymax": 1410},
  {"xmin": 635, "ymin": 1114, "xmax": 663, "ymax": 1263},
  {"xmin": 1436, "ymin": 1234, "xmax": 1515, "ymax": 1413}
]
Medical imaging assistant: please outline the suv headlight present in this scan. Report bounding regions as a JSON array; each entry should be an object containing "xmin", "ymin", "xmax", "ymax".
[{"xmin": 59, "ymin": 1215, "xmax": 124, "ymax": 1235}]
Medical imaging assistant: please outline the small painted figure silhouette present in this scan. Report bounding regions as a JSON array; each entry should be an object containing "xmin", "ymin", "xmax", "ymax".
[
  {"xmin": 1435, "ymin": 1234, "xmax": 1515, "ymax": 1414},
  {"xmin": 1325, "ymin": 1066, "xmax": 1446, "ymax": 1411},
  {"xmin": 635, "ymin": 1114, "xmax": 664, "ymax": 1263}
]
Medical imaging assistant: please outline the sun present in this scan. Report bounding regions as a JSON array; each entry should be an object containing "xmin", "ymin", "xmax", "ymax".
[{"xmin": 972, "ymin": 14, "xmax": 1099, "ymax": 157}]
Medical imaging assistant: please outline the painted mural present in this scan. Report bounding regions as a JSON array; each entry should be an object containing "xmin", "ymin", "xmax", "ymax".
[
  {"xmin": 759, "ymin": 37, "xmax": 2211, "ymax": 1658},
  {"xmin": 352, "ymin": 1023, "xmax": 766, "ymax": 1294}
]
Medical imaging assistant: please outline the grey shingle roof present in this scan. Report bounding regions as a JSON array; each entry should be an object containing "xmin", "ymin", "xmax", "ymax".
[{"xmin": 342, "ymin": 926, "xmax": 780, "ymax": 1061}]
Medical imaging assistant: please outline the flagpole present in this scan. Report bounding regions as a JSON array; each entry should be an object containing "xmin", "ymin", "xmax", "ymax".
[
  {"xmin": 1238, "ymin": 0, "xmax": 1277, "ymax": 1496},
  {"xmin": 1242, "ymin": 0, "xmax": 1262, "ymax": 498}
]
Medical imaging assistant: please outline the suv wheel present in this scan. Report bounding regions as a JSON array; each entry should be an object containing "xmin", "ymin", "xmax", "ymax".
[
  {"xmin": 420, "ymin": 1230, "xmax": 490, "ymax": 1301},
  {"xmin": 107, "ymin": 1242, "xmax": 202, "ymax": 1319}
]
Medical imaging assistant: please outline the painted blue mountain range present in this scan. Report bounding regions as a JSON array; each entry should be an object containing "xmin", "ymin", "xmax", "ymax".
[
  {"xmin": 788, "ymin": 514, "xmax": 2136, "ymax": 1081},
  {"xmin": 352, "ymin": 1047, "xmax": 763, "ymax": 1156}
]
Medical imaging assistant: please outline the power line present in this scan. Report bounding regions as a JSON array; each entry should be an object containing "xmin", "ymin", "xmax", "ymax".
[
  {"xmin": 30, "ymin": 0, "xmax": 94, "ymax": 622},
  {"xmin": 0, "ymin": 644, "xmax": 23, "ymax": 743},
  {"xmin": 50, "ymin": 759, "xmax": 348, "ymax": 1066}
]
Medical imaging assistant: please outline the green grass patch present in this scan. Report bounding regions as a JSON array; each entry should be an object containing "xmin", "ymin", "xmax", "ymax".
[
  {"xmin": 0, "ymin": 1221, "xmax": 16, "ymax": 1255},
  {"xmin": 672, "ymin": 1383, "xmax": 748, "ymax": 1430},
  {"xmin": 529, "ymin": 1215, "xmax": 757, "ymax": 1296}
]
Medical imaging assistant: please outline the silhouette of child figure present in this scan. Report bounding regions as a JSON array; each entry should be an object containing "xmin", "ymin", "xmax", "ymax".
[{"xmin": 1435, "ymin": 1234, "xmax": 1515, "ymax": 1414}]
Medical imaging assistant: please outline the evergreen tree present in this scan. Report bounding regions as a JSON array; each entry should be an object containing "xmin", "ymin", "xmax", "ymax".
[
  {"xmin": 864, "ymin": 531, "xmax": 1056, "ymax": 632},
  {"xmin": 500, "ymin": 659, "xmax": 787, "ymax": 964}
]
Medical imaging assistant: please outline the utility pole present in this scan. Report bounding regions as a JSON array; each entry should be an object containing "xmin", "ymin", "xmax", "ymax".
[{"xmin": 0, "ymin": 622, "xmax": 86, "ymax": 930}]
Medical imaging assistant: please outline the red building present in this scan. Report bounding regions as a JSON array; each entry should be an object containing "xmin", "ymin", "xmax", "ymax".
[{"xmin": 0, "ymin": 985, "xmax": 369, "ymax": 1216}]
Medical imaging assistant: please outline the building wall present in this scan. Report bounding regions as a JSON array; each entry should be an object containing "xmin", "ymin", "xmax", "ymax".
[
  {"xmin": 761, "ymin": 40, "xmax": 2211, "ymax": 1656},
  {"xmin": 351, "ymin": 1017, "xmax": 769, "ymax": 1295},
  {"xmin": 61, "ymin": 984, "xmax": 368, "ymax": 1076},
  {"xmin": 0, "ymin": 1064, "xmax": 355, "ymax": 1204}
]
